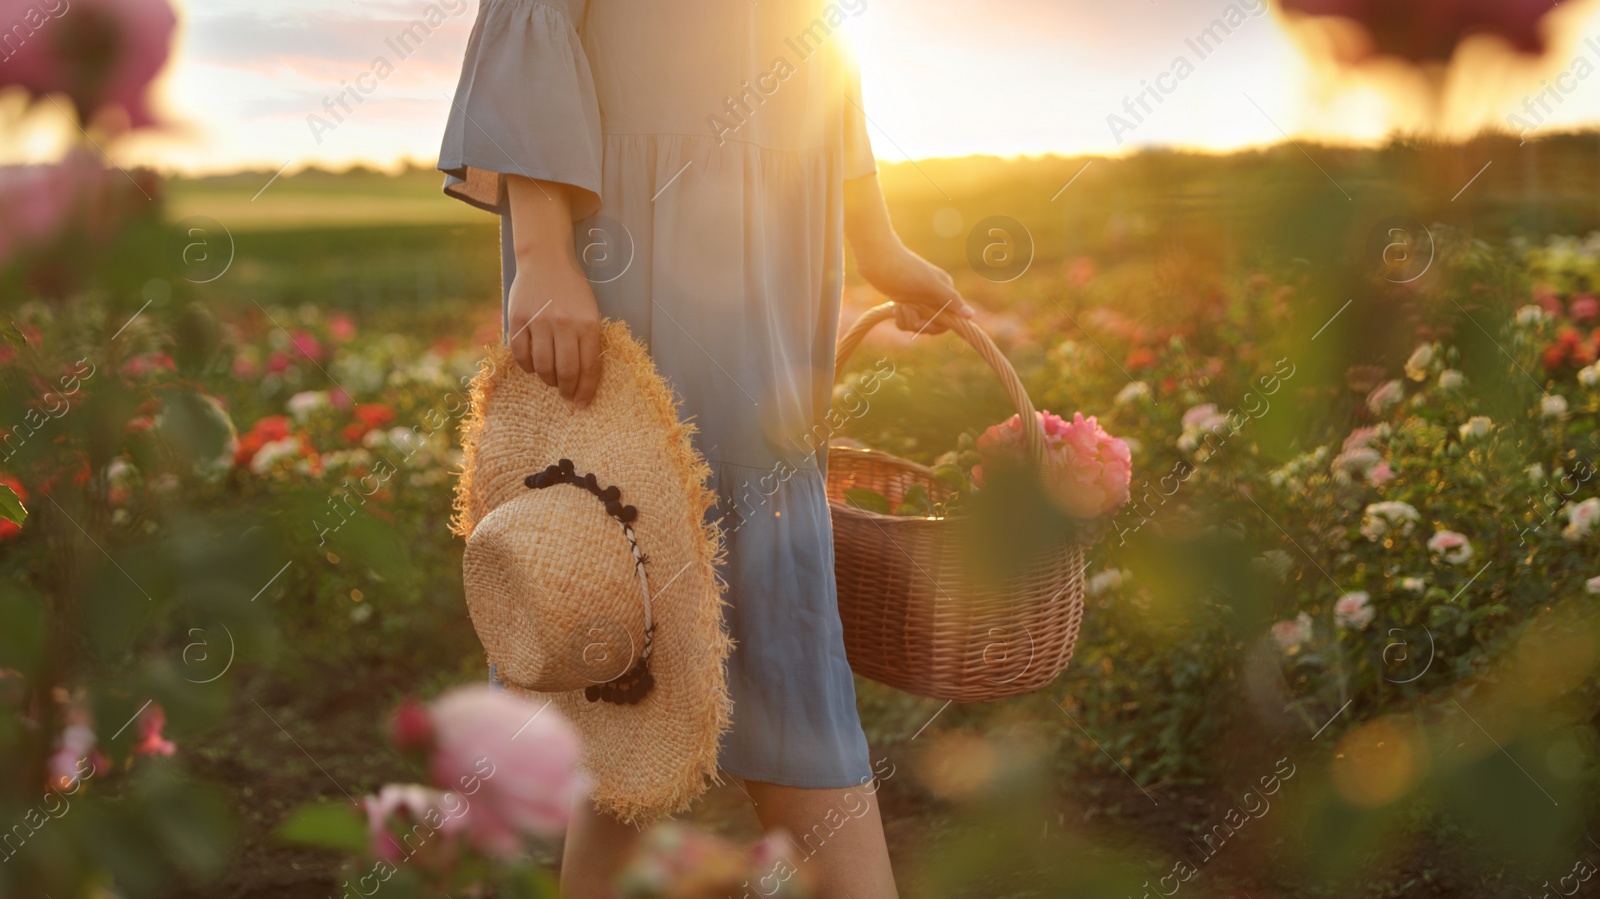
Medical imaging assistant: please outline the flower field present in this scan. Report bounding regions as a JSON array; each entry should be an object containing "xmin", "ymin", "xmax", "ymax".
[{"xmin": 10, "ymin": 138, "xmax": 1600, "ymax": 897}]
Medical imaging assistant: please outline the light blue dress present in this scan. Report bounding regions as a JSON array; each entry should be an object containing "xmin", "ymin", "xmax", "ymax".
[{"xmin": 439, "ymin": 0, "xmax": 876, "ymax": 788}]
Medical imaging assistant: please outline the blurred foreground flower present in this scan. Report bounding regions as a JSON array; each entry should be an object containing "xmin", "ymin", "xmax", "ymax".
[
  {"xmin": 0, "ymin": 0, "xmax": 178, "ymax": 127},
  {"xmin": 392, "ymin": 685, "xmax": 586, "ymax": 858},
  {"xmin": 1277, "ymin": 0, "xmax": 1557, "ymax": 63},
  {"xmin": 0, "ymin": 151, "xmax": 113, "ymax": 272},
  {"xmin": 362, "ymin": 783, "xmax": 470, "ymax": 865}
]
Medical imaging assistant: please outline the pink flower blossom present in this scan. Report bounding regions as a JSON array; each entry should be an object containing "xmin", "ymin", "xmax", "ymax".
[
  {"xmin": 288, "ymin": 329, "xmax": 324, "ymax": 363},
  {"xmin": 1343, "ymin": 426, "xmax": 1382, "ymax": 451},
  {"xmin": 48, "ymin": 723, "xmax": 99, "ymax": 789},
  {"xmin": 362, "ymin": 784, "xmax": 469, "ymax": 864},
  {"xmin": 401, "ymin": 686, "xmax": 585, "ymax": 858},
  {"xmin": 974, "ymin": 410, "xmax": 1132, "ymax": 518},
  {"xmin": 0, "ymin": 152, "xmax": 108, "ymax": 270},
  {"xmin": 1572, "ymin": 294, "xmax": 1600, "ymax": 324},
  {"xmin": 132, "ymin": 703, "xmax": 175, "ymax": 756},
  {"xmin": 1271, "ymin": 612, "xmax": 1314, "ymax": 651},
  {"xmin": 1366, "ymin": 461, "xmax": 1396, "ymax": 487},
  {"xmin": 1334, "ymin": 591, "xmax": 1375, "ymax": 630},
  {"xmin": 0, "ymin": 0, "xmax": 178, "ymax": 128},
  {"xmin": 1427, "ymin": 529, "xmax": 1474, "ymax": 565},
  {"xmin": 1366, "ymin": 380, "xmax": 1404, "ymax": 415},
  {"xmin": 265, "ymin": 351, "xmax": 292, "ymax": 374},
  {"xmin": 328, "ymin": 314, "xmax": 357, "ymax": 342}
]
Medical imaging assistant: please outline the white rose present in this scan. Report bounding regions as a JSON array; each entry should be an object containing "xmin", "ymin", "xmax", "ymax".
[
  {"xmin": 1541, "ymin": 394, "xmax": 1569, "ymax": 419},
  {"xmin": 1458, "ymin": 416, "xmax": 1493, "ymax": 441},
  {"xmin": 1438, "ymin": 369, "xmax": 1465, "ymax": 391}
]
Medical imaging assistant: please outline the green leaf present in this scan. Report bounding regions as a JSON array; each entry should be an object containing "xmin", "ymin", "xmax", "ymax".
[
  {"xmin": 932, "ymin": 463, "xmax": 970, "ymax": 491},
  {"xmin": 893, "ymin": 482, "xmax": 934, "ymax": 517},
  {"xmin": 276, "ymin": 801, "xmax": 369, "ymax": 854},
  {"xmin": 0, "ymin": 482, "xmax": 25, "ymax": 527},
  {"xmin": 1, "ymin": 321, "xmax": 25, "ymax": 348},
  {"xmin": 844, "ymin": 487, "xmax": 892, "ymax": 514}
]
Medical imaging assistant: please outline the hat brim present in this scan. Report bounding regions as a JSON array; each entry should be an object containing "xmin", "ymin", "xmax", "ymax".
[{"xmin": 452, "ymin": 320, "xmax": 731, "ymax": 826}]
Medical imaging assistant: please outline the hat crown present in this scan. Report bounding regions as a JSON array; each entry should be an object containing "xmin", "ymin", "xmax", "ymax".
[{"xmin": 463, "ymin": 488, "xmax": 648, "ymax": 693}]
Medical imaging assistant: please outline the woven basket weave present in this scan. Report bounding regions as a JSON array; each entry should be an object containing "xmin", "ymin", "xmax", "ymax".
[{"xmin": 827, "ymin": 303, "xmax": 1087, "ymax": 703}]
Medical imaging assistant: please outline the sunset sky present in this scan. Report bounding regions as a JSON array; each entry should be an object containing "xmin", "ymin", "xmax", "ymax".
[{"xmin": 9, "ymin": 0, "xmax": 1600, "ymax": 173}]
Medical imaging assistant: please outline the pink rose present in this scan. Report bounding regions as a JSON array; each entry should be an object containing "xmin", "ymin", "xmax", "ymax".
[
  {"xmin": 974, "ymin": 410, "xmax": 1132, "ymax": 518},
  {"xmin": 0, "ymin": 0, "xmax": 178, "ymax": 128},
  {"xmin": 395, "ymin": 686, "xmax": 586, "ymax": 858},
  {"xmin": 362, "ymin": 784, "xmax": 469, "ymax": 864},
  {"xmin": 1572, "ymin": 294, "xmax": 1599, "ymax": 324}
]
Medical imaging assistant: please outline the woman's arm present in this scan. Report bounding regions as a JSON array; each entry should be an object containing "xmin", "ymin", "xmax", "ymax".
[
  {"xmin": 844, "ymin": 173, "xmax": 974, "ymax": 335},
  {"xmin": 506, "ymin": 174, "xmax": 602, "ymax": 409}
]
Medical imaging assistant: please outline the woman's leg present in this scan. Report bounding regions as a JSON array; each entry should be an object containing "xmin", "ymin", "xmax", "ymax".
[
  {"xmin": 741, "ymin": 777, "xmax": 899, "ymax": 899},
  {"xmin": 559, "ymin": 790, "xmax": 641, "ymax": 899}
]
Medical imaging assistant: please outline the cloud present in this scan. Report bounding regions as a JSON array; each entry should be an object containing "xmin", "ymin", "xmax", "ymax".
[{"xmin": 182, "ymin": 0, "xmax": 474, "ymax": 77}]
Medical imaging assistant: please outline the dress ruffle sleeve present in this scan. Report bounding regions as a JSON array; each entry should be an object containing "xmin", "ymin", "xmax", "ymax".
[
  {"xmin": 438, "ymin": 0, "xmax": 602, "ymax": 219},
  {"xmin": 841, "ymin": 43, "xmax": 876, "ymax": 181}
]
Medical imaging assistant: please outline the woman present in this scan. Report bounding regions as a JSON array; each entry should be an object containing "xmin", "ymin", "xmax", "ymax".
[{"xmin": 438, "ymin": 2, "xmax": 971, "ymax": 895}]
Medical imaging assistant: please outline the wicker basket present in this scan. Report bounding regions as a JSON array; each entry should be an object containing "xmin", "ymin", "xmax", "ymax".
[{"xmin": 826, "ymin": 302, "xmax": 1087, "ymax": 703}]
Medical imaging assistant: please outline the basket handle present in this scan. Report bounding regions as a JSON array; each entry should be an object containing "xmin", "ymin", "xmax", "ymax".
[{"xmin": 834, "ymin": 302, "xmax": 1047, "ymax": 465}]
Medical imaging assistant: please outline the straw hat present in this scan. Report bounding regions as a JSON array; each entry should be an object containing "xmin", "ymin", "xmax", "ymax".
[{"xmin": 451, "ymin": 320, "xmax": 732, "ymax": 826}]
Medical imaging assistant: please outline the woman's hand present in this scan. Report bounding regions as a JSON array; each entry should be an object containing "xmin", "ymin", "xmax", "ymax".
[
  {"xmin": 843, "ymin": 173, "xmax": 974, "ymax": 335},
  {"xmin": 506, "ymin": 175, "xmax": 602, "ymax": 409},
  {"xmin": 857, "ymin": 242, "xmax": 973, "ymax": 336},
  {"xmin": 507, "ymin": 254, "xmax": 601, "ymax": 409}
]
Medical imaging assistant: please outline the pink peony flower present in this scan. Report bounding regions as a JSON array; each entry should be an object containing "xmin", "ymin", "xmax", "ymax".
[
  {"xmin": 402, "ymin": 686, "xmax": 586, "ymax": 858},
  {"xmin": 1572, "ymin": 294, "xmax": 1600, "ymax": 324},
  {"xmin": 1334, "ymin": 591, "xmax": 1375, "ymax": 630},
  {"xmin": 0, "ymin": 0, "xmax": 178, "ymax": 128},
  {"xmin": 974, "ymin": 410, "xmax": 1132, "ymax": 518},
  {"xmin": 1427, "ymin": 529, "xmax": 1474, "ymax": 565}
]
